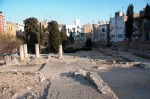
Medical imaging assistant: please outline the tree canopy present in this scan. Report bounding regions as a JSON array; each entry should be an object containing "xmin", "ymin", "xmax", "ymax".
[
  {"xmin": 144, "ymin": 3, "xmax": 150, "ymax": 19},
  {"xmin": 24, "ymin": 17, "xmax": 40, "ymax": 53},
  {"xmin": 60, "ymin": 31, "xmax": 68, "ymax": 49},
  {"xmin": 125, "ymin": 4, "xmax": 134, "ymax": 42},
  {"xmin": 48, "ymin": 20, "xmax": 61, "ymax": 53}
]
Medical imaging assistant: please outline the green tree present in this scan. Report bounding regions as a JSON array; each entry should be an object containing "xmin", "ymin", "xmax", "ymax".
[
  {"xmin": 144, "ymin": 4, "xmax": 150, "ymax": 40},
  {"xmin": 85, "ymin": 38, "xmax": 92, "ymax": 48},
  {"xmin": 69, "ymin": 32, "xmax": 74, "ymax": 44},
  {"xmin": 48, "ymin": 21, "xmax": 61, "ymax": 53},
  {"xmin": 144, "ymin": 4, "xmax": 150, "ymax": 19},
  {"xmin": 24, "ymin": 17, "xmax": 40, "ymax": 54},
  {"xmin": 125, "ymin": 4, "xmax": 134, "ymax": 42},
  {"xmin": 40, "ymin": 28, "xmax": 49, "ymax": 46},
  {"xmin": 60, "ymin": 31, "xmax": 68, "ymax": 49}
]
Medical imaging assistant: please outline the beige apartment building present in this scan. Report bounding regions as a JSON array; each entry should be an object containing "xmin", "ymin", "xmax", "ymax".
[
  {"xmin": 83, "ymin": 24, "xmax": 92, "ymax": 40},
  {"xmin": 6, "ymin": 22, "xmax": 16, "ymax": 37}
]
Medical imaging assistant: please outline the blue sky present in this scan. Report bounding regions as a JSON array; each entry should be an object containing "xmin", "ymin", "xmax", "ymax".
[{"xmin": 0, "ymin": 0, "xmax": 149, "ymax": 25}]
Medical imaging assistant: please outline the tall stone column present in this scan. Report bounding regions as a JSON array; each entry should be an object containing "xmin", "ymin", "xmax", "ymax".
[
  {"xmin": 23, "ymin": 44, "xmax": 28, "ymax": 59},
  {"xmin": 35, "ymin": 44, "xmax": 40, "ymax": 58},
  {"xmin": 19, "ymin": 45, "xmax": 24, "ymax": 61},
  {"xmin": 58, "ymin": 45, "xmax": 63, "ymax": 58}
]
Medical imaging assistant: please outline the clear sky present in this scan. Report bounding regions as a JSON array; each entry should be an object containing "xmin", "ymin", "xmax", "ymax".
[{"xmin": 0, "ymin": 0, "xmax": 149, "ymax": 25}]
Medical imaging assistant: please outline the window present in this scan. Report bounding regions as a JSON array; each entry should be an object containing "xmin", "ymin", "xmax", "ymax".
[
  {"xmin": 102, "ymin": 28, "xmax": 105, "ymax": 32},
  {"xmin": 72, "ymin": 28, "xmax": 75, "ymax": 32},
  {"xmin": 118, "ymin": 34, "xmax": 123, "ymax": 38},
  {"xmin": 81, "ymin": 33, "xmax": 84, "ymax": 37}
]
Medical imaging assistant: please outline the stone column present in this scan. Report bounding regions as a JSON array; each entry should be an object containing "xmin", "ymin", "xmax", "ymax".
[
  {"xmin": 58, "ymin": 45, "xmax": 63, "ymax": 58},
  {"xmin": 23, "ymin": 44, "xmax": 28, "ymax": 59},
  {"xmin": 19, "ymin": 45, "xmax": 24, "ymax": 60},
  {"xmin": 35, "ymin": 44, "xmax": 40, "ymax": 58}
]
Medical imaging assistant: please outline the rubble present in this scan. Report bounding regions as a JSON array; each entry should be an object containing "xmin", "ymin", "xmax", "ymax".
[
  {"xmin": 73, "ymin": 68, "xmax": 118, "ymax": 99},
  {"xmin": 139, "ymin": 63, "xmax": 150, "ymax": 69}
]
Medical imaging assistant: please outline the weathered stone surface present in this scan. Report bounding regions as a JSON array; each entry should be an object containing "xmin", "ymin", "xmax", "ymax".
[
  {"xmin": 3, "ymin": 55, "xmax": 11, "ymax": 65},
  {"xmin": 139, "ymin": 63, "xmax": 150, "ymax": 69},
  {"xmin": 24, "ymin": 44, "xmax": 28, "ymax": 59},
  {"xmin": 19, "ymin": 45, "xmax": 24, "ymax": 61},
  {"xmin": 35, "ymin": 44, "xmax": 40, "ymax": 58},
  {"xmin": 58, "ymin": 45, "xmax": 63, "ymax": 58},
  {"xmin": 11, "ymin": 55, "xmax": 18, "ymax": 60},
  {"xmin": 3, "ymin": 55, "xmax": 11, "ymax": 62},
  {"xmin": 73, "ymin": 68, "xmax": 118, "ymax": 99},
  {"xmin": 47, "ymin": 54, "xmax": 51, "ymax": 59}
]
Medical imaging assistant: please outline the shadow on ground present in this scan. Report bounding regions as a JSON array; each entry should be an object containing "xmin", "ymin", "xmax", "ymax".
[{"xmin": 60, "ymin": 72, "xmax": 99, "ymax": 93}]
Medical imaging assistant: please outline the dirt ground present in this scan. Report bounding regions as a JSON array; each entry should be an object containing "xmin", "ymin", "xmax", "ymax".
[{"xmin": 0, "ymin": 49, "xmax": 149, "ymax": 99}]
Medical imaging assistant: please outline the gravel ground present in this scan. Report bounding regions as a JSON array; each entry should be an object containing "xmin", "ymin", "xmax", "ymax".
[
  {"xmin": 98, "ymin": 66, "xmax": 150, "ymax": 99},
  {"xmin": 0, "ymin": 49, "xmax": 149, "ymax": 99}
]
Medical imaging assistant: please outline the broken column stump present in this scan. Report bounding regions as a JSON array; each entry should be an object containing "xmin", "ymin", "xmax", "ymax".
[
  {"xmin": 58, "ymin": 45, "xmax": 63, "ymax": 59},
  {"xmin": 24, "ymin": 44, "xmax": 28, "ymax": 59},
  {"xmin": 35, "ymin": 44, "xmax": 40, "ymax": 58},
  {"xmin": 19, "ymin": 45, "xmax": 24, "ymax": 61}
]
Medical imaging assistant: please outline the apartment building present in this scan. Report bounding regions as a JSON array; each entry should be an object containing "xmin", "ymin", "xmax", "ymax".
[
  {"xmin": 0, "ymin": 11, "xmax": 6, "ymax": 35},
  {"xmin": 82, "ymin": 24, "xmax": 92, "ymax": 40},
  {"xmin": 15, "ymin": 23, "xmax": 24, "ymax": 37},
  {"xmin": 6, "ymin": 22, "xmax": 16, "ymax": 37},
  {"xmin": 110, "ymin": 11, "xmax": 127, "ymax": 43},
  {"xmin": 40, "ymin": 20, "xmax": 47, "ymax": 29},
  {"xmin": 140, "ymin": 10, "xmax": 150, "ymax": 41},
  {"xmin": 98, "ymin": 22, "xmax": 110, "ymax": 43},
  {"xmin": 65, "ymin": 19, "xmax": 82, "ymax": 40},
  {"xmin": 133, "ymin": 13, "xmax": 140, "ymax": 40},
  {"xmin": 92, "ymin": 24, "xmax": 99, "ymax": 41}
]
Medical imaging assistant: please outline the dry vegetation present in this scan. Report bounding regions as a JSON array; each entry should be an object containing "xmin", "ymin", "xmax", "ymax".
[{"xmin": 0, "ymin": 35, "xmax": 23, "ymax": 53}]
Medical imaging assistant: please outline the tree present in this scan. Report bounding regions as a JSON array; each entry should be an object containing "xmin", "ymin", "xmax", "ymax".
[
  {"xmin": 125, "ymin": 4, "xmax": 134, "ymax": 42},
  {"xmin": 40, "ymin": 28, "xmax": 49, "ymax": 46},
  {"xmin": 69, "ymin": 32, "xmax": 74, "ymax": 44},
  {"xmin": 24, "ymin": 17, "xmax": 40, "ymax": 54},
  {"xmin": 144, "ymin": 4, "xmax": 150, "ymax": 19},
  {"xmin": 144, "ymin": 4, "xmax": 150, "ymax": 40},
  {"xmin": 48, "ymin": 21, "xmax": 61, "ymax": 53},
  {"xmin": 85, "ymin": 38, "xmax": 92, "ymax": 48},
  {"xmin": 60, "ymin": 31, "xmax": 68, "ymax": 49}
]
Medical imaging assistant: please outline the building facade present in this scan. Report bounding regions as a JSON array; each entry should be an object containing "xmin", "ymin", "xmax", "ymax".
[
  {"xmin": 140, "ymin": 10, "xmax": 150, "ymax": 41},
  {"xmin": 15, "ymin": 23, "xmax": 24, "ymax": 37},
  {"xmin": 0, "ymin": 11, "xmax": 5, "ymax": 35},
  {"xmin": 110, "ymin": 11, "xmax": 127, "ymax": 43},
  {"xmin": 92, "ymin": 24, "xmax": 99, "ymax": 41},
  {"xmin": 98, "ymin": 23, "xmax": 110, "ymax": 43},
  {"xmin": 6, "ymin": 22, "xmax": 16, "ymax": 37},
  {"xmin": 82, "ymin": 24, "xmax": 92, "ymax": 40},
  {"xmin": 133, "ymin": 13, "xmax": 140, "ymax": 40},
  {"xmin": 40, "ymin": 20, "xmax": 47, "ymax": 29},
  {"xmin": 65, "ymin": 19, "xmax": 83, "ymax": 40}
]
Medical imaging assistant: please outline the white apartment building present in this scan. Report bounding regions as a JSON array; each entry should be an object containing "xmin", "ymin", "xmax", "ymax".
[
  {"xmin": 65, "ymin": 19, "xmax": 84, "ymax": 40},
  {"xmin": 15, "ymin": 23, "xmax": 24, "ymax": 37},
  {"xmin": 110, "ymin": 11, "xmax": 127, "ymax": 43}
]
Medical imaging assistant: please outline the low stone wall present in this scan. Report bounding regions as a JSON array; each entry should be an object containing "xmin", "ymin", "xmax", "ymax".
[{"xmin": 73, "ymin": 68, "xmax": 118, "ymax": 99}]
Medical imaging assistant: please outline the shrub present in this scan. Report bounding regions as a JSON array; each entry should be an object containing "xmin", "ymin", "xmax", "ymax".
[
  {"xmin": 0, "ymin": 35, "xmax": 23, "ymax": 53},
  {"xmin": 85, "ymin": 38, "xmax": 93, "ymax": 48}
]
